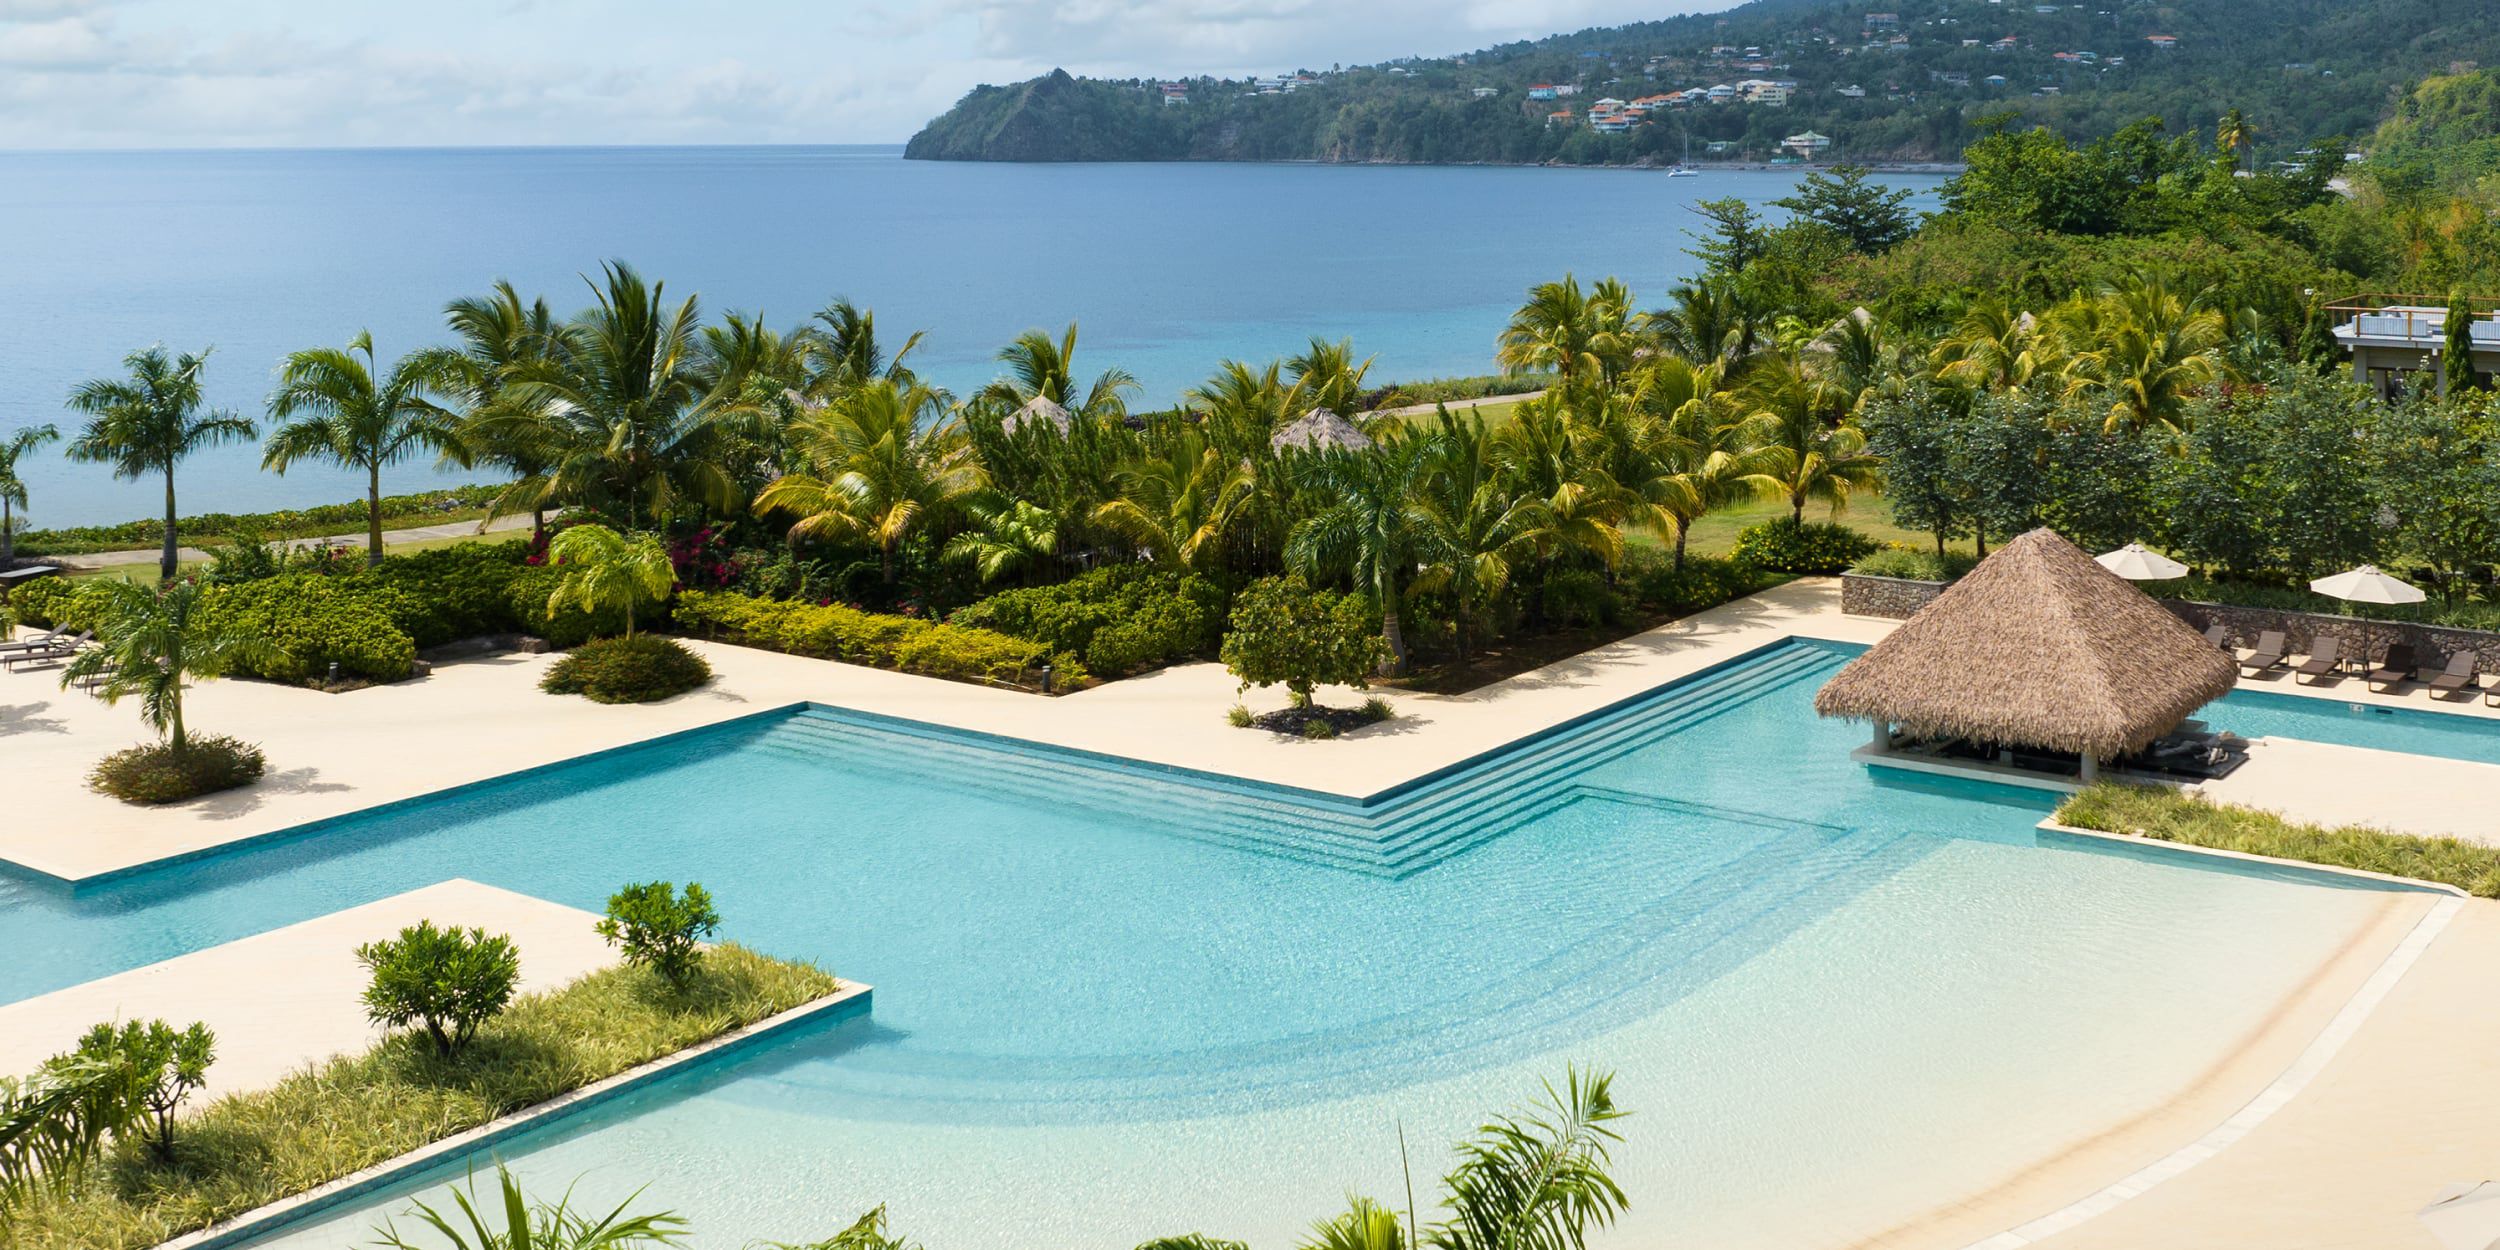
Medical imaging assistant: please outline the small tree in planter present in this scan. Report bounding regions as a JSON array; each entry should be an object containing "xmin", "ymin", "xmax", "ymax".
[
  {"xmin": 356, "ymin": 921, "xmax": 521, "ymax": 1057},
  {"xmin": 56, "ymin": 1019, "xmax": 214, "ymax": 1161},
  {"xmin": 596, "ymin": 881, "xmax": 721, "ymax": 989},
  {"xmin": 545, "ymin": 523, "xmax": 676, "ymax": 638},
  {"xmin": 65, "ymin": 578, "xmax": 277, "ymax": 804},
  {"xmin": 1220, "ymin": 575, "xmax": 1386, "ymax": 716}
]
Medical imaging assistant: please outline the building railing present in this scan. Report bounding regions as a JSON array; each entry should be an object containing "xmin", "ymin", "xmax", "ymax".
[{"xmin": 2325, "ymin": 294, "xmax": 2500, "ymax": 343}]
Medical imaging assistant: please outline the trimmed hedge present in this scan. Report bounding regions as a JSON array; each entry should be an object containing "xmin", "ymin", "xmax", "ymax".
[
  {"xmin": 198, "ymin": 574, "xmax": 420, "ymax": 684},
  {"xmin": 542, "ymin": 635, "xmax": 713, "ymax": 703},
  {"xmin": 10, "ymin": 484, "xmax": 505, "ymax": 557},
  {"xmin": 947, "ymin": 566, "xmax": 1225, "ymax": 677},
  {"xmin": 677, "ymin": 590, "xmax": 1084, "ymax": 689},
  {"xmin": 1730, "ymin": 518, "xmax": 1879, "ymax": 575}
]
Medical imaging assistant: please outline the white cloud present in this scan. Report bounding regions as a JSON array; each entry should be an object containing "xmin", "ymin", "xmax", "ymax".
[{"xmin": 0, "ymin": 0, "xmax": 1738, "ymax": 149}]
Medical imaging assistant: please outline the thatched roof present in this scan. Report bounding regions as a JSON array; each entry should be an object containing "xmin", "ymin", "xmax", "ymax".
[
  {"xmin": 1270, "ymin": 408, "xmax": 1375, "ymax": 453},
  {"xmin": 1004, "ymin": 396, "xmax": 1074, "ymax": 435},
  {"xmin": 1814, "ymin": 528, "xmax": 2237, "ymax": 759}
]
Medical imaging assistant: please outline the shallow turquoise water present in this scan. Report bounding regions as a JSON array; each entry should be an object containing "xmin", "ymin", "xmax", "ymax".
[
  {"xmin": 0, "ymin": 643, "xmax": 2429, "ymax": 1248},
  {"xmin": 2199, "ymin": 684, "xmax": 2500, "ymax": 766}
]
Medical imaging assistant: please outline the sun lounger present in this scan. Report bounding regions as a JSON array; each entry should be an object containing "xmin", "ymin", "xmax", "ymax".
[
  {"xmin": 2292, "ymin": 636, "xmax": 2345, "ymax": 684},
  {"xmin": 0, "ymin": 629, "xmax": 89, "ymax": 670},
  {"xmin": 2202, "ymin": 623, "xmax": 2230, "ymax": 650},
  {"xmin": 2237, "ymin": 630, "xmax": 2286, "ymax": 674},
  {"xmin": 2426, "ymin": 651, "xmax": 2480, "ymax": 698},
  {"xmin": 0, "ymin": 628, "xmax": 65, "ymax": 657},
  {"xmin": 2367, "ymin": 643, "xmax": 2419, "ymax": 693}
]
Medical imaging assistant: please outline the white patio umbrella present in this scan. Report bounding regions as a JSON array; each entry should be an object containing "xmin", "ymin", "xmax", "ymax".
[
  {"xmin": 2310, "ymin": 564, "xmax": 2427, "ymax": 606},
  {"xmin": 2418, "ymin": 1180, "xmax": 2500, "ymax": 1250},
  {"xmin": 2095, "ymin": 542, "xmax": 2189, "ymax": 581}
]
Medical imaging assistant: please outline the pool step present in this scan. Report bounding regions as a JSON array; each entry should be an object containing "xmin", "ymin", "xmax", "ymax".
[{"xmin": 743, "ymin": 643, "xmax": 1846, "ymax": 877}]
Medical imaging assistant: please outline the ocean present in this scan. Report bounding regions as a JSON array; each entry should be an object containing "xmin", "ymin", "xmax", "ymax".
[{"xmin": 0, "ymin": 145, "xmax": 1943, "ymax": 529}]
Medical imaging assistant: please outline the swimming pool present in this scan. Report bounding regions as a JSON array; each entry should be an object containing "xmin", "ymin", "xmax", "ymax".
[
  {"xmin": 0, "ymin": 641, "xmax": 2434, "ymax": 1249},
  {"xmin": 2198, "ymin": 684, "xmax": 2500, "ymax": 766}
]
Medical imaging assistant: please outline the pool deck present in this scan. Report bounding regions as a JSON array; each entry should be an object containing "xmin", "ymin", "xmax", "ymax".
[
  {"xmin": 8, "ymin": 578, "xmax": 2500, "ymax": 1249},
  {"xmin": 2198, "ymin": 737, "xmax": 2500, "ymax": 844},
  {"xmin": 0, "ymin": 880, "xmax": 617, "ymax": 1099}
]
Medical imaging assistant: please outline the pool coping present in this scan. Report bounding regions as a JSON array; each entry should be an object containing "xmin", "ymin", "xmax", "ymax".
[
  {"xmin": 1937, "ymin": 821, "xmax": 2467, "ymax": 1250},
  {"xmin": 154, "ymin": 980, "xmax": 874, "ymax": 1250}
]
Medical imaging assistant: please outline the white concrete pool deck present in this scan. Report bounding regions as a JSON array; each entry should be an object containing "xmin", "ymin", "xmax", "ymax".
[{"xmin": 0, "ymin": 880, "xmax": 617, "ymax": 1099}]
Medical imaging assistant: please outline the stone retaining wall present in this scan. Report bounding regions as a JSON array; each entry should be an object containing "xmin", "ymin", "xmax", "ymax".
[{"xmin": 1839, "ymin": 573, "xmax": 2500, "ymax": 669}]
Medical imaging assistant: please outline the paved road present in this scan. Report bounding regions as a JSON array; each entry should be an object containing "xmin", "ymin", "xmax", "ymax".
[{"xmin": 57, "ymin": 512, "xmax": 536, "ymax": 568}]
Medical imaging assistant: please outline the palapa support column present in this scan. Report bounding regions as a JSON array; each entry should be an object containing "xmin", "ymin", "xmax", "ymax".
[
  {"xmin": 2079, "ymin": 754, "xmax": 2099, "ymax": 783},
  {"xmin": 1871, "ymin": 721, "xmax": 1891, "ymax": 751}
]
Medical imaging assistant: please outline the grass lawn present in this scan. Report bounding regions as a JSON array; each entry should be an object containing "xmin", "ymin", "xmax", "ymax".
[
  {"xmin": 2056, "ymin": 783, "xmax": 2500, "ymax": 897},
  {"xmin": 1660, "ymin": 494, "xmax": 1965, "ymax": 561},
  {"xmin": 2, "ymin": 945, "xmax": 842, "ymax": 1250}
]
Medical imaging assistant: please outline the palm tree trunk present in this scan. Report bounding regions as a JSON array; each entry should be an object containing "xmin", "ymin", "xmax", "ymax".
[
  {"xmin": 2, "ymin": 499, "xmax": 13, "ymax": 564},
  {"xmin": 880, "ymin": 544, "xmax": 897, "ymax": 585},
  {"xmin": 1378, "ymin": 569, "xmax": 1408, "ymax": 675},
  {"xmin": 161, "ymin": 470, "xmax": 179, "ymax": 584},
  {"xmin": 1673, "ymin": 525, "xmax": 1690, "ymax": 572},
  {"xmin": 168, "ymin": 685, "xmax": 186, "ymax": 754},
  {"xmin": 366, "ymin": 464, "xmax": 385, "ymax": 568},
  {"xmin": 530, "ymin": 506, "xmax": 547, "ymax": 549}
]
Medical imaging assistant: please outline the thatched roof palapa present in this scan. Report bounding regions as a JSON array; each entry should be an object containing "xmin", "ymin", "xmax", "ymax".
[
  {"xmin": 1004, "ymin": 396, "xmax": 1074, "ymax": 435},
  {"xmin": 1814, "ymin": 528, "xmax": 2237, "ymax": 760},
  {"xmin": 1270, "ymin": 408, "xmax": 1376, "ymax": 453}
]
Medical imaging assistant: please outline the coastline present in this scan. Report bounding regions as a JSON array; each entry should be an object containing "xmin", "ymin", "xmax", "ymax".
[{"xmin": 898, "ymin": 152, "xmax": 1967, "ymax": 174}]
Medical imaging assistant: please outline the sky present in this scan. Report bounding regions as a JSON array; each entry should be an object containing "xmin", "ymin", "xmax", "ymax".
[{"xmin": 0, "ymin": 0, "xmax": 1742, "ymax": 149}]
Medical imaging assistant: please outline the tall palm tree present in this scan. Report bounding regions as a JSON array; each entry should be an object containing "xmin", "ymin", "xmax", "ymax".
[
  {"xmin": 1488, "ymin": 396, "xmax": 1626, "ymax": 572},
  {"xmin": 1091, "ymin": 427, "xmax": 1252, "ymax": 570},
  {"xmin": 440, "ymin": 282, "xmax": 563, "ymax": 544},
  {"xmin": 754, "ymin": 380, "xmax": 979, "ymax": 585},
  {"xmin": 261, "ymin": 332, "xmax": 468, "ymax": 567},
  {"xmin": 1497, "ymin": 276, "xmax": 1632, "ymax": 384},
  {"xmin": 1639, "ymin": 278, "xmax": 1757, "ymax": 366},
  {"xmin": 0, "ymin": 423, "xmax": 60, "ymax": 564},
  {"xmin": 64, "ymin": 347, "xmax": 257, "ymax": 583},
  {"xmin": 2059, "ymin": 272, "xmax": 2232, "ymax": 433},
  {"xmin": 1288, "ymin": 337, "xmax": 1378, "ymax": 416},
  {"xmin": 1411, "ymin": 410, "xmax": 1554, "ymax": 657},
  {"xmin": 2216, "ymin": 107, "xmax": 2255, "ymax": 175},
  {"xmin": 806, "ymin": 298, "xmax": 925, "ymax": 393},
  {"xmin": 1930, "ymin": 298, "xmax": 2048, "ymax": 393},
  {"xmin": 1286, "ymin": 432, "xmax": 1446, "ymax": 673},
  {"xmin": 1588, "ymin": 359, "xmax": 1759, "ymax": 568},
  {"xmin": 1742, "ymin": 359, "xmax": 1885, "ymax": 522},
  {"xmin": 484, "ymin": 262, "xmax": 766, "ymax": 529},
  {"xmin": 61, "ymin": 578, "xmax": 274, "ymax": 754},
  {"xmin": 980, "ymin": 323, "xmax": 1136, "ymax": 422}
]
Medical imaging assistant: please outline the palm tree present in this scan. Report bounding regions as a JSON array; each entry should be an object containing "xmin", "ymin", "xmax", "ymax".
[
  {"xmin": 1286, "ymin": 432, "xmax": 1445, "ymax": 673},
  {"xmin": 484, "ymin": 262, "xmax": 766, "ymax": 529},
  {"xmin": 943, "ymin": 498, "xmax": 1061, "ymax": 584},
  {"xmin": 544, "ymin": 523, "xmax": 675, "ymax": 638},
  {"xmin": 754, "ymin": 380, "xmax": 979, "ymax": 585},
  {"xmin": 807, "ymin": 299, "xmax": 925, "ymax": 394},
  {"xmin": 0, "ymin": 423, "xmax": 60, "ymax": 564},
  {"xmin": 371, "ymin": 1164, "xmax": 687, "ymax": 1250},
  {"xmin": 2216, "ymin": 107, "xmax": 2255, "ymax": 175},
  {"xmin": 980, "ymin": 323, "xmax": 1136, "ymax": 422},
  {"xmin": 61, "ymin": 578, "xmax": 274, "ymax": 755},
  {"xmin": 64, "ymin": 347, "xmax": 257, "ymax": 583},
  {"xmin": 1640, "ymin": 278, "xmax": 1757, "ymax": 365},
  {"xmin": 1743, "ymin": 359, "xmax": 1885, "ymax": 522},
  {"xmin": 1497, "ymin": 276, "xmax": 1632, "ymax": 383},
  {"xmin": 1426, "ymin": 1068, "xmax": 1628, "ymax": 1250},
  {"xmin": 1930, "ymin": 298, "xmax": 2048, "ymax": 393},
  {"xmin": 261, "ymin": 332, "xmax": 467, "ymax": 567},
  {"xmin": 1589, "ymin": 359, "xmax": 1759, "ymax": 568},
  {"xmin": 1090, "ymin": 427, "xmax": 1251, "ymax": 569},
  {"xmin": 1488, "ymin": 396, "xmax": 1626, "ymax": 573},
  {"xmin": 1411, "ymin": 410, "xmax": 1554, "ymax": 657},
  {"xmin": 441, "ymin": 282, "xmax": 564, "ymax": 544},
  {"xmin": 2059, "ymin": 273, "xmax": 2231, "ymax": 433},
  {"xmin": 1288, "ymin": 337, "xmax": 1378, "ymax": 416},
  {"xmin": 1302, "ymin": 1196, "xmax": 1409, "ymax": 1250}
]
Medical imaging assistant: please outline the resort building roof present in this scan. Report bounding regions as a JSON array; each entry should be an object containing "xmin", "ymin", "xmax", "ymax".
[
  {"xmin": 1814, "ymin": 527, "xmax": 2236, "ymax": 760},
  {"xmin": 1004, "ymin": 395, "xmax": 1075, "ymax": 434},
  {"xmin": 1269, "ymin": 408, "xmax": 1376, "ymax": 453}
]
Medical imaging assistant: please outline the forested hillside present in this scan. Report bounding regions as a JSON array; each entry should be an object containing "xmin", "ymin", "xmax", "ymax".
[{"xmin": 906, "ymin": 0, "xmax": 2500, "ymax": 165}]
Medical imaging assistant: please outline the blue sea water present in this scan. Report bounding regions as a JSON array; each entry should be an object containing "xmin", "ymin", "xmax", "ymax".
[
  {"xmin": 0, "ymin": 146, "xmax": 1943, "ymax": 528},
  {"xmin": 0, "ymin": 643, "xmax": 2422, "ymax": 1248}
]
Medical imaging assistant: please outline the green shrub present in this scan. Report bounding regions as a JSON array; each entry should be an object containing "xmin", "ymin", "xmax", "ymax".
[
  {"xmin": 9, "ymin": 484, "xmax": 504, "ymax": 558},
  {"xmin": 355, "ymin": 922, "xmax": 521, "ymax": 1057},
  {"xmin": 1358, "ymin": 697, "xmax": 1396, "ymax": 723},
  {"xmin": 1226, "ymin": 704, "xmax": 1254, "ymax": 727},
  {"xmin": 1301, "ymin": 719, "xmax": 1338, "ymax": 740},
  {"xmin": 948, "ymin": 566, "xmax": 1226, "ymax": 676},
  {"xmin": 1848, "ymin": 546, "xmax": 1977, "ymax": 581},
  {"xmin": 355, "ymin": 541, "xmax": 533, "ymax": 645},
  {"xmin": 2057, "ymin": 783, "xmax": 2500, "ymax": 897},
  {"xmin": 1730, "ymin": 518, "xmax": 1879, "ymax": 575},
  {"xmin": 1536, "ymin": 568, "xmax": 1621, "ymax": 628},
  {"xmin": 676, "ymin": 590, "xmax": 1084, "ymax": 689},
  {"xmin": 7, "ymin": 577, "xmax": 114, "ymax": 632},
  {"xmin": 1220, "ymin": 575, "xmax": 1384, "ymax": 708},
  {"xmin": 595, "ymin": 881, "xmax": 722, "ymax": 989},
  {"xmin": 87, "ymin": 737, "xmax": 266, "ymax": 804},
  {"xmin": 195, "ymin": 574, "xmax": 417, "ymax": 684},
  {"xmin": 504, "ymin": 564, "xmax": 631, "ymax": 648},
  {"xmin": 1627, "ymin": 552, "xmax": 1788, "ymax": 614},
  {"xmin": 540, "ymin": 635, "xmax": 712, "ymax": 704},
  {"xmin": 52, "ymin": 1021, "xmax": 214, "ymax": 1162}
]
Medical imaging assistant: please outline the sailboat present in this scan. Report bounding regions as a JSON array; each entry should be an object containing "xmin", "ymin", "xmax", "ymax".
[{"xmin": 1666, "ymin": 129, "xmax": 1699, "ymax": 177}]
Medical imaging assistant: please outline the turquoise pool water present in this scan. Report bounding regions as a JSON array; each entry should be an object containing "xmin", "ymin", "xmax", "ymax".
[
  {"xmin": 0, "ymin": 642, "xmax": 2430, "ymax": 1249},
  {"xmin": 2199, "ymin": 684, "xmax": 2500, "ymax": 766}
]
